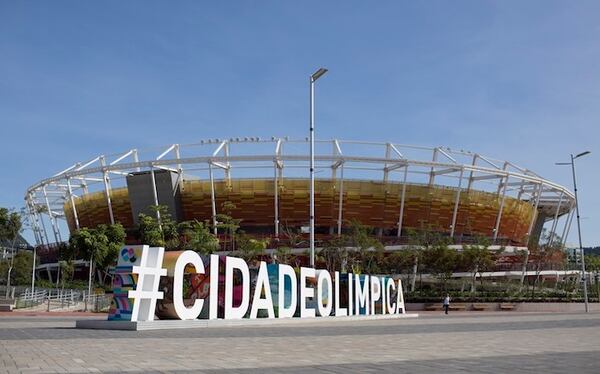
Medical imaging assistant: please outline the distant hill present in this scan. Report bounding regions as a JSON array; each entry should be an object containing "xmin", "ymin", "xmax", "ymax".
[{"xmin": 584, "ymin": 247, "xmax": 600, "ymax": 256}]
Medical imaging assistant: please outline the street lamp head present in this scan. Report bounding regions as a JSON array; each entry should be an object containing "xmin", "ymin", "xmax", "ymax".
[
  {"xmin": 311, "ymin": 68, "xmax": 328, "ymax": 81},
  {"xmin": 574, "ymin": 151, "xmax": 591, "ymax": 159}
]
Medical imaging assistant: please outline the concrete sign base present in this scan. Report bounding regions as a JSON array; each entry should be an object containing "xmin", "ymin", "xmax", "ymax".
[{"xmin": 76, "ymin": 313, "xmax": 419, "ymax": 331}]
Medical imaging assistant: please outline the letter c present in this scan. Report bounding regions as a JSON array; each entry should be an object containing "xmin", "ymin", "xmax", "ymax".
[{"xmin": 174, "ymin": 250, "xmax": 205, "ymax": 320}]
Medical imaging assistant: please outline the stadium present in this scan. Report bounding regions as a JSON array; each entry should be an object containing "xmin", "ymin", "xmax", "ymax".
[{"xmin": 25, "ymin": 138, "xmax": 575, "ymax": 261}]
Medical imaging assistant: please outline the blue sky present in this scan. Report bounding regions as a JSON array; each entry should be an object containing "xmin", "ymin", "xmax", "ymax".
[{"xmin": 1, "ymin": 1, "xmax": 598, "ymax": 246}]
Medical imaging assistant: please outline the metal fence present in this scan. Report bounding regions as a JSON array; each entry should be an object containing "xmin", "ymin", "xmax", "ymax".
[
  {"xmin": 14, "ymin": 288, "xmax": 111, "ymax": 312},
  {"xmin": 15, "ymin": 289, "xmax": 48, "ymax": 309},
  {"xmin": 83, "ymin": 293, "xmax": 112, "ymax": 313},
  {"xmin": 43, "ymin": 289, "xmax": 81, "ymax": 311}
]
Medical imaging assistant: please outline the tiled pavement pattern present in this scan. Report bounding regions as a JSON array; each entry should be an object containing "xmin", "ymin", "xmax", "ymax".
[{"xmin": 1, "ymin": 312, "xmax": 599, "ymax": 373}]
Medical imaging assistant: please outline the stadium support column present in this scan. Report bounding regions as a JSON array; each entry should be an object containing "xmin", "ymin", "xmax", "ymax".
[
  {"xmin": 567, "ymin": 209, "xmax": 576, "ymax": 245},
  {"xmin": 274, "ymin": 164, "xmax": 279, "ymax": 238},
  {"xmin": 66, "ymin": 178, "xmax": 80, "ymax": 230},
  {"xmin": 133, "ymin": 149, "xmax": 141, "ymax": 172},
  {"xmin": 563, "ymin": 204, "xmax": 576, "ymax": 248},
  {"xmin": 39, "ymin": 212, "xmax": 50, "ymax": 245},
  {"xmin": 526, "ymin": 183, "xmax": 543, "ymax": 246},
  {"xmin": 31, "ymin": 192, "xmax": 50, "ymax": 246},
  {"xmin": 224, "ymin": 142, "xmax": 231, "ymax": 189},
  {"xmin": 337, "ymin": 163, "xmax": 344, "ymax": 236},
  {"xmin": 383, "ymin": 143, "xmax": 391, "ymax": 183},
  {"xmin": 396, "ymin": 166, "xmax": 408, "ymax": 238},
  {"xmin": 28, "ymin": 210, "xmax": 41, "ymax": 247},
  {"xmin": 100, "ymin": 156, "xmax": 115, "ymax": 225},
  {"xmin": 428, "ymin": 148, "xmax": 439, "ymax": 186},
  {"xmin": 274, "ymin": 138, "xmax": 284, "ymax": 238},
  {"xmin": 276, "ymin": 140, "xmax": 284, "ymax": 181},
  {"xmin": 516, "ymin": 180, "xmax": 527, "ymax": 200},
  {"xmin": 331, "ymin": 140, "xmax": 338, "ymax": 180},
  {"xmin": 493, "ymin": 175, "xmax": 509, "ymax": 243},
  {"xmin": 174, "ymin": 144, "xmax": 183, "ymax": 194},
  {"xmin": 332, "ymin": 140, "xmax": 343, "ymax": 235},
  {"xmin": 42, "ymin": 186, "xmax": 61, "ymax": 244},
  {"xmin": 26, "ymin": 197, "xmax": 42, "ymax": 247},
  {"xmin": 466, "ymin": 154, "xmax": 478, "ymax": 192},
  {"xmin": 548, "ymin": 191, "xmax": 564, "ymax": 244},
  {"xmin": 450, "ymin": 168, "xmax": 464, "ymax": 239},
  {"xmin": 561, "ymin": 203, "xmax": 575, "ymax": 248},
  {"xmin": 209, "ymin": 162, "xmax": 218, "ymax": 235},
  {"xmin": 149, "ymin": 165, "xmax": 161, "ymax": 225},
  {"xmin": 75, "ymin": 173, "xmax": 89, "ymax": 195}
]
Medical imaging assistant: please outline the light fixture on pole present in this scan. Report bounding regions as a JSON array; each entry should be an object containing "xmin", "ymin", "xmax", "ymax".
[
  {"xmin": 556, "ymin": 150, "xmax": 591, "ymax": 313},
  {"xmin": 309, "ymin": 67, "xmax": 328, "ymax": 267}
]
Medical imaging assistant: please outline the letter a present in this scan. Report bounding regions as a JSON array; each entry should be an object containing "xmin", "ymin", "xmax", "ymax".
[{"xmin": 250, "ymin": 261, "xmax": 275, "ymax": 318}]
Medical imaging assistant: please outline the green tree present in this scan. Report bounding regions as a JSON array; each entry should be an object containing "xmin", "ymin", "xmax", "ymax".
[
  {"xmin": 281, "ymin": 223, "xmax": 305, "ymax": 248},
  {"xmin": 236, "ymin": 233, "xmax": 267, "ymax": 265},
  {"xmin": 360, "ymin": 245, "xmax": 386, "ymax": 275},
  {"xmin": 461, "ymin": 236, "xmax": 493, "ymax": 293},
  {"xmin": 517, "ymin": 248, "xmax": 529, "ymax": 290},
  {"xmin": 9, "ymin": 252, "xmax": 32, "ymax": 285},
  {"xmin": 95, "ymin": 223, "xmax": 126, "ymax": 283},
  {"xmin": 529, "ymin": 236, "xmax": 564, "ymax": 297},
  {"xmin": 69, "ymin": 227, "xmax": 109, "ymax": 295},
  {"xmin": 0, "ymin": 208, "xmax": 22, "ymax": 241},
  {"xmin": 0, "ymin": 208, "xmax": 23, "ymax": 290},
  {"xmin": 137, "ymin": 205, "xmax": 179, "ymax": 249},
  {"xmin": 53, "ymin": 242, "xmax": 70, "ymax": 286},
  {"xmin": 405, "ymin": 227, "xmax": 447, "ymax": 291},
  {"xmin": 216, "ymin": 201, "xmax": 241, "ymax": 251},
  {"xmin": 179, "ymin": 220, "xmax": 219, "ymax": 255},
  {"xmin": 58, "ymin": 260, "xmax": 75, "ymax": 290},
  {"xmin": 423, "ymin": 243, "xmax": 458, "ymax": 290},
  {"xmin": 274, "ymin": 246, "xmax": 293, "ymax": 265},
  {"xmin": 0, "ymin": 251, "xmax": 32, "ymax": 286},
  {"xmin": 344, "ymin": 220, "xmax": 384, "ymax": 274},
  {"xmin": 586, "ymin": 255, "xmax": 600, "ymax": 300},
  {"xmin": 137, "ymin": 213, "xmax": 163, "ymax": 247},
  {"xmin": 520, "ymin": 228, "xmax": 558, "ymax": 290},
  {"xmin": 386, "ymin": 250, "xmax": 416, "ymax": 279},
  {"xmin": 319, "ymin": 236, "xmax": 349, "ymax": 272}
]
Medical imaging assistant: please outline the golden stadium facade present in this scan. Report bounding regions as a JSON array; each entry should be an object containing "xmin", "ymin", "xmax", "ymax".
[{"xmin": 25, "ymin": 138, "xmax": 576, "ymax": 248}]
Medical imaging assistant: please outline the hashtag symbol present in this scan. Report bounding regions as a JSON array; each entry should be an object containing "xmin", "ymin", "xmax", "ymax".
[{"xmin": 128, "ymin": 246, "xmax": 167, "ymax": 322}]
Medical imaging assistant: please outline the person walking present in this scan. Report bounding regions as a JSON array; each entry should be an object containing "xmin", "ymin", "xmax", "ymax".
[{"xmin": 443, "ymin": 294, "xmax": 450, "ymax": 315}]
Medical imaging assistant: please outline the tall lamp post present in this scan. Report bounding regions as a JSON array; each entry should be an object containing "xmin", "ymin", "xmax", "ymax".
[
  {"xmin": 556, "ymin": 150, "xmax": 590, "ymax": 313},
  {"xmin": 309, "ymin": 68, "xmax": 328, "ymax": 267}
]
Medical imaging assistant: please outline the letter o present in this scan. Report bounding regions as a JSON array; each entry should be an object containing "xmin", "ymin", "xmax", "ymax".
[{"xmin": 317, "ymin": 270, "xmax": 333, "ymax": 317}]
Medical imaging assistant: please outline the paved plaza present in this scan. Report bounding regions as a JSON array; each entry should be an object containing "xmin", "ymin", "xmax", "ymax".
[{"xmin": 1, "ymin": 312, "xmax": 599, "ymax": 373}]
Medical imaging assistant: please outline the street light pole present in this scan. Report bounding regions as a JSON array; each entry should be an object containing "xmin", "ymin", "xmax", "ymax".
[
  {"xmin": 309, "ymin": 68, "xmax": 328, "ymax": 268},
  {"xmin": 570, "ymin": 152, "xmax": 590, "ymax": 313},
  {"xmin": 557, "ymin": 150, "xmax": 590, "ymax": 313}
]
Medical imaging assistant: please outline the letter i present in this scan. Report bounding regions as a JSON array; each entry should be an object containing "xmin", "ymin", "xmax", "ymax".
[
  {"xmin": 209, "ymin": 254, "xmax": 219, "ymax": 319},
  {"xmin": 347, "ymin": 273, "xmax": 353, "ymax": 316}
]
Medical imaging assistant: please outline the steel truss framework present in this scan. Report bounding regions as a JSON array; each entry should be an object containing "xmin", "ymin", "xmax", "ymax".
[{"xmin": 25, "ymin": 138, "xmax": 575, "ymax": 248}]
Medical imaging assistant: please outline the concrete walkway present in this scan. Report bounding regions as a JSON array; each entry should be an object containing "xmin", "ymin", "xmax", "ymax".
[{"xmin": 1, "ymin": 312, "xmax": 599, "ymax": 373}]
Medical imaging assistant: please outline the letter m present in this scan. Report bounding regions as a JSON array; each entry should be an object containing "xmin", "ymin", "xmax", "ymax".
[{"xmin": 355, "ymin": 274, "xmax": 370, "ymax": 315}]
